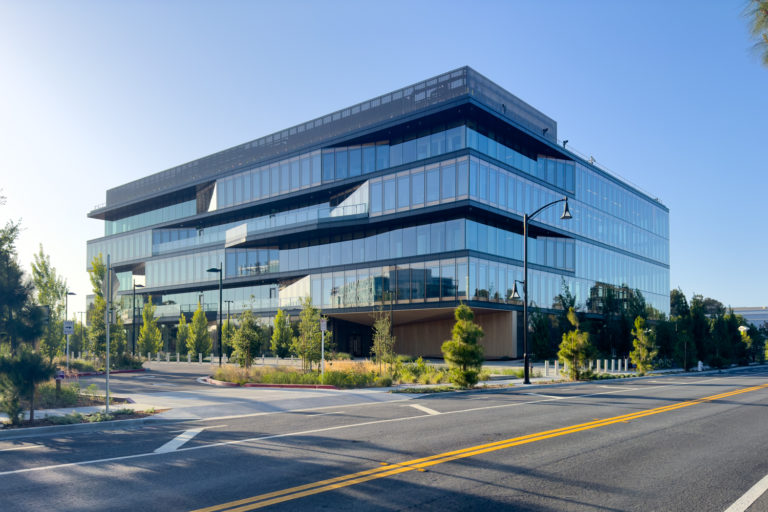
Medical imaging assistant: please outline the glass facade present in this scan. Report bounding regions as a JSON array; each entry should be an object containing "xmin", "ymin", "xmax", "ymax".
[{"xmin": 89, "ymin": 69, "xmax": 670, "ymax": 332}]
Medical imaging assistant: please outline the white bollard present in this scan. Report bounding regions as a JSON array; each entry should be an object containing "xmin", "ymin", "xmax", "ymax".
[
  {"xmin": 604, "ymin": 359, "xmax": 608, "ymax": 373},
  {"xmin": 176, "ymin": 353, "xmax": 180, "ymax": 363},
  {"xmin": 166, "ymin": 353, "xmax": 170, "ymax": 363},
  {"xmin": 554, "ymin": 360, "xmax": 560, "ymax": 376},
  {"xmin": 545, "ymin": 360, "xmax": 549, "ymax": 377},
  {"xmin": 187, "ymin": 353, "xmax": 191, "ymax": 363},
  {"xmin": 198, "ymin": 353, "xmax": 202, "ymax": 364},
  {"xmin": 262, "ymin": 354, "xmax": 265, "ymax": 365},
  {"xmin": 157, "ymin": 352, "xmax": 161, "ymax": 362},
  {"xmin": 147, "ymin": 352, "xmax": 151, "ymax": 361}
]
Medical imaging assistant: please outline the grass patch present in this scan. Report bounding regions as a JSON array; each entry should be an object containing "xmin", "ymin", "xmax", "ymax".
[
  {"xmin": 212, "ymin": 362, "xmax": 388, "ymax": 389},
  {"xmin": 392, "ymin": 386, "xmax": 457, "ymax": 394}
]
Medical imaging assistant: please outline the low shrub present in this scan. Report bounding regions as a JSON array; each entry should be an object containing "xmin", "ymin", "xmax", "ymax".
[
  {"xmin": 392, "ymin": 357, "xmax": 450, "ymax": 385},
  {"xmin": 112, "ymin": 354, "xmax": 144, "ymax": 370},
  {"xmin": 36, "ymin": 381, "xmax": 80, "ymax": 409},
  {"xmin": 213, "ymin": 363, "xmax": 388, "ymax": 389},
  {"xmin": 332, "ymin": 352, "xmax": 352, "ymax": 360},
  {"xmin": 48, "ymin": 412, "xmax": 83, "ymax": 425},
  {"xmin": 68, "ymin": 359, "xmax": 97, "ymax": 373}
]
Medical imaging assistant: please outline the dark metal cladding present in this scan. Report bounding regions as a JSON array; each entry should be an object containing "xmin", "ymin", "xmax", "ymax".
[{"xmin": 95, "ymin": 67, "xmax": 556, "ymax": 214}]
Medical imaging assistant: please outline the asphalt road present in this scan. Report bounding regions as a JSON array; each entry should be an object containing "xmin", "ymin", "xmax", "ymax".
[{"xmin": 2, "ymin": 368, "xmax": 768, "ymax": 511}]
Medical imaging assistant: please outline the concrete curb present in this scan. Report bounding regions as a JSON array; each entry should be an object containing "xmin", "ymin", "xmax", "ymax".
[
  {"xmin": 0, "ymin": 415, "xmax": 183, "ymax": 441},
  {"xmin": 203, "ymin": 377, "xmax": 338, "ymax": 390}
]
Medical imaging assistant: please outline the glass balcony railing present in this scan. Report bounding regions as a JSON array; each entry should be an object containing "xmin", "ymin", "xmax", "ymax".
[{"xmin": 225, "ymin": 203, "xmax": 368, "ymax": 247}]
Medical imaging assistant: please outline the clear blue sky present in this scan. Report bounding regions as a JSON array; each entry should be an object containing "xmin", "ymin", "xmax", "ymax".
[{"xmin": 1, "ymin": 0, "xmax": 766, "ymax": 317}]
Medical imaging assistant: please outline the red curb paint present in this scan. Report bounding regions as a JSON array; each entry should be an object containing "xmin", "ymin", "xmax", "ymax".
[{"xmin": 203, "ymin": 377, "xmax": 337, "ymax": 390}]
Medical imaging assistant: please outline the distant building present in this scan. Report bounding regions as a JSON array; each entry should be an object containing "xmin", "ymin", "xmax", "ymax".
[
  {"xmin": 86, "ymin": 67, "xmax": 669, "ymax": 358},
  {"xmin": 732, "ymin": 307, "xmax": 768, "ymax": 327}
]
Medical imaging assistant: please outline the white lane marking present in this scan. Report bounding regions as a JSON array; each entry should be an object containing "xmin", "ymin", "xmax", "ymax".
[
  {"xmin": 409, "ymin": 404, "xmax": 440, "ymax": 416},
  {"xmin": 0, "ymin": 445, "xmax": 43, "ymax": 453},
  {"xmin": 154, "ymin": 428, "xmax": 204, "ymax": 453},
  {"xmin": 724, "ymin": 472, "xmax": 768, "ymax": 512},
  {"xmin": 0, "ymin": 377, "xmax": 749, "ymax": 477},
  {"xmin": 598, "ymin": 386, "xmax": 638, "ymax": 390},
  {"xmin": 524, "ymin": 393, "xmax": 564, "ymax": 400}
]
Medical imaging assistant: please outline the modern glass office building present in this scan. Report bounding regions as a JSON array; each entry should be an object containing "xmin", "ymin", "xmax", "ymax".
[{"xmin": 87, "ymin": 67, "xmax": 669, "ymax": 358}]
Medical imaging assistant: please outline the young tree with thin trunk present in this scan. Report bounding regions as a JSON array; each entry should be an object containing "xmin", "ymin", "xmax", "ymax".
[
  {"xmin": 232, "ymin": 310, "xmax": 263, "ymax": 369},
  {"xmin": 187, "ymin": 303, "xmax": 211, "ymax": 357},
  {"xmin": 138, "ymin": 297, "xmax": 162, "ymax": 355},
  {"xmin": 291, "ymin": 298, "xmax": 323, "ymax": 371},
  {"xmin": 176, "ymin": 314, "xmax": 189, "ymax": 354},
  {"xmin": 441, "ymin": 304, "xmax": 484, "ymax": 388},
  {"xmin": 271, "ymin": 309, "xmax": 292, "ymax": 359},
  {"xmin": 629, "ymin": 316, "xmax": 658, "ymax": 375},
  {"xmin": 371, "ymin": 306, "xmax": 395, "ymax": 373},
  {"xmin": 558, "ymin": 308, "xmax": 595, "ymax": 381}
]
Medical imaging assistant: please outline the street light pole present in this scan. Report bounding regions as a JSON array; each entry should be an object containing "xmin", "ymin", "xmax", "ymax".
[
  {"xmin": 224, "ymin": 299, "xmax": 233, "ymax": 358},
  {"xmin": 65, "ymin": 291, "xmax": 76, "ymax": 372},
  {"xmin": 206, "ymin": 263, "xmax": 223, "ymax": 366},
  {"xmin": 510, "ymin": 197, "xmax": 572, "ymax": 384},
  {"xmin": 132, "ymin": 281, "xmax": 144, "ymax": 356}
]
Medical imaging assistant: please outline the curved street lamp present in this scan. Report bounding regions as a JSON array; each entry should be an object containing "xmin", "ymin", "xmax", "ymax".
[
  {"xmin": 207, "ymin": 264, "xmax": 223, "ymax": 366},
  {"xmin": 510, "ymin": 196, "xmax": 572, "ymax": 384}
]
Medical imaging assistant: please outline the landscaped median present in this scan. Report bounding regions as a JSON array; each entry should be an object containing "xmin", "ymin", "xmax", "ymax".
[{"xmin": 208, "ymin": 358, "xmax": 463, "ymax": 390}]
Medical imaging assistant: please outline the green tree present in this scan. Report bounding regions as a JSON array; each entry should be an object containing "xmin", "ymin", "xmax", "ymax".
[
  {"xmin": 371, "ymin": 306, "xmax": 396, "ymax": 372},
  {"xmin": 0, "ymin": 221, "xmax": 43, "ymax": 354},
  {"xmin": 441, "ymin": 304, "xmax": 484, "ymax": 388},
  {"xmin": 68, "ymin": 320, "xmax": 87, "ymax": 357},
  {"xmin": 176, "ymin": 314, "xmax": 189, "ymax": 354},
  {"xmin": 137, "ymin": 297, "xmax": 162, "ymax": 355},
  {"xmin": 629, "ymin": 316, "xmax": 658, "ymax": 375},
  {"xmin": 271, "ymin": 309, "xmax": 293, "ymax": 359},
  {"xmin": 529, "ymin": 309, "xmax": 555, "ymax": 361},
  {"xmin": 0, "ymin": 349, "xmax": 56, "ymax": 424},
  {"xmin": 31, "ymin": 245, "xmax": 68, "ymax": 362},
  {"xmin": 186, "ymin": 303, "xmax": 211, "ymax": 356},
  {"xmin": 291, "ymin": 298, "xmax": 323, "ymax": 371},
  {"xmin": 745, "ymin": 0, "xmax": 768, "ymax": 66},
  {"xmin": 222, "ymin": 318, "xmax": 236, "ymax": 357},
  {"xmin": 558, "ymin": 308, "xmax": 595, "ymax": 381},
  {"xmin": 232, "ymin": 310, "xmax": 264, "ymax": 368}
]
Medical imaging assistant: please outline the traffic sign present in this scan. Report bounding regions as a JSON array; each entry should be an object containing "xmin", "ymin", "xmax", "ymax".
[
  {"xmin": 320, "ymin": 319, "xmax": 327, "ymax": 332},
  {"xmin": 63, "ymin": 321, "xmax": 75, "ymax": 335}
]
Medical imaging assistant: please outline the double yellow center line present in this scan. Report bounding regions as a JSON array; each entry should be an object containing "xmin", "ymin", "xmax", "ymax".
[{"xmin": 192, "ymin": 382, "xmax": 768, "ymax": 512}]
